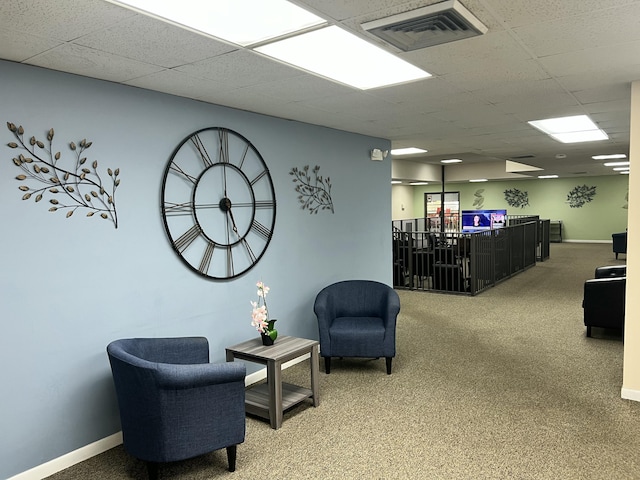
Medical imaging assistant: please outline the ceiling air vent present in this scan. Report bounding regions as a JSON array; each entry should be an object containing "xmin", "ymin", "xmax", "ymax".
[{"xmin": 362, "ymin": 0, "xmax": 488, "ymax": 51}]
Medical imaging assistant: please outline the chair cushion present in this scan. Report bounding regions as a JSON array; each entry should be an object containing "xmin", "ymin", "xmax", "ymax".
[{"xmin": 329, "ymin": 316, "xmax": 386, "ymax": 357}]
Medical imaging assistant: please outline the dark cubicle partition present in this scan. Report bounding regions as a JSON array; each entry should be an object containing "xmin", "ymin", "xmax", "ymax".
[{"xmin": 392, "ymin": 218, "xmax": 539, "ymax": 295}]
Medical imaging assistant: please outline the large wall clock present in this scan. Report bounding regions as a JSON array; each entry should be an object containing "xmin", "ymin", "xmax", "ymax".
[{"xmin": 161, "ymin": 127, "xmax": 276, "ymax": 280}]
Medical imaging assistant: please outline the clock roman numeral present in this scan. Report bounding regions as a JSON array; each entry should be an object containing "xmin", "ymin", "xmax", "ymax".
[
  {"xmin": 199, "ymin": 242, "xmax": 215, "ymax": 274},
  {"xmin": 173, "ymin": 224, "xmax": 202, "ymax": 253},
  {"xmin": 225, "ymin": 244, "xmax": 234, "ymax": 277},
  {"xmin": 255, "ymin": 200, "xmax": 275, "ymax": 209},
  {"xmin": 169, "ymin": 162, "xmax": 197, "ymax": 184},
  {"xmin": 250, "ymin": 170, "xmax": 267, "ymax": 186},
  {"xmin": 238, "ymin": 143, "xmax": 250, "ymax": 170},
  {"xmin": 241, "ymin": 238, "xmax": 257, "ymax": 263},
  {"xmin": 164, "ymin": 201, "xmax": 192, "ymax": 216},
  {"xmin": 251, "ymin": 219, "xmax": 271, "ymax": 240},
  {"xmin": 190, "ymin": 133, "xmax": 213, "ymax": 167},
  {"xmin": 218, "ymin": 129, "xmax": 229, "ymax": 164}
]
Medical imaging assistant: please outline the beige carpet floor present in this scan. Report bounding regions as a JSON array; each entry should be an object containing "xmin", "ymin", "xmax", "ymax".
[{"xmin": 46, "ymin": 243, "xmax": 638, "ymax": 480}]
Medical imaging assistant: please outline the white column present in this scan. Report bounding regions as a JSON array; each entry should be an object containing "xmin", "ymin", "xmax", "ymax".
[{"xmin": 622, "ymin": 80, "xmax": 640, "ymax": 401}]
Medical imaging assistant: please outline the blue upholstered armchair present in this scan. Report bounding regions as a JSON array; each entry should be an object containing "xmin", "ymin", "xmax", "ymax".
[
  {"xmin": 106, "ymin": 337, "xmax": 246, "ymax": 479},
  {"xmin": 314, "ymin": 280, "xmax": 400, "ymax": 375}
]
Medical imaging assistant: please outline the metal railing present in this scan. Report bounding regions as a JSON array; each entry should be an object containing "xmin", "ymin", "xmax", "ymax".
[{"xmin": 392, "ymin": 220, "xmax": 539, "ymax": 295}]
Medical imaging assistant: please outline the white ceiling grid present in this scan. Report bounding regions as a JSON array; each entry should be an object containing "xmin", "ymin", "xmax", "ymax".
[{"xmin": 1, "ymin": 0, "xmax": 639, "ymax": 180}]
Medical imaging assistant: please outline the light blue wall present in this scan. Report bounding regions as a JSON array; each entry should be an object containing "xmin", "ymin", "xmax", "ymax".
[{"xmin": 0, "ymin": 60, "xmax": 392, "ymax": 478}]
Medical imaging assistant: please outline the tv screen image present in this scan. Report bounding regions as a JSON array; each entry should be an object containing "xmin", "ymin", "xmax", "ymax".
[
  {"xmin": 461, "ymin": 209, "xmax": 507, "ymax": 232},
  {"xmin": 490, "ymin": 211, "xmax": 506, "ymax": 229}
]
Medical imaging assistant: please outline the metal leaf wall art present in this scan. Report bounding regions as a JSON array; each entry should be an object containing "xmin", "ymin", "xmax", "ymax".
[
  {"xmin": 472, "ymin": 188, "xmax": 485, "ymax": 208},
  {"xmin": 6, "ymin": 122, "xmax": 120, "ymax": 228},
  {"xmin": 566, "ymin": 184, "xmax": 596, "ymax": 208},
  {"xmin": 289, "ymin": 165, "xmax": 334, "ymax": 214},
  {"xmin": 504, "ymin": 188, "xmax": 529, "ymax": 208}
]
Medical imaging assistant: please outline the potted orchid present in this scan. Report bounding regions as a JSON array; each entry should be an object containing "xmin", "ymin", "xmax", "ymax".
[{"xmin": 251, "ymin": 281, "xmax": 278, "ymax": 345}]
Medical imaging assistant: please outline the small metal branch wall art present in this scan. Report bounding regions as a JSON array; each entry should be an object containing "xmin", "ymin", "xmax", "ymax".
[
  {"xmin": 289, "ymin": 165, "xmax": 334, "ymax": 214},
  {"xmin": 6, "ymin": 122, "xmax": 120, "ymax": 228}
]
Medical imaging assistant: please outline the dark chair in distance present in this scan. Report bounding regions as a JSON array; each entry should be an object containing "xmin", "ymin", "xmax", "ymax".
[
  {"xmin": 612, "ymin": 231, "xmax": 627, "ymax": 259},
  {"xmin": 582, "ymin": 267, "xmax": 626, "ymax": 337},
  {"xmin": 314, "ymin": 280, "xmax": 400, "ymax": 374},
  {"xmin": 107, "ymin": 337, "xmax": 246, "ymax": 479}
]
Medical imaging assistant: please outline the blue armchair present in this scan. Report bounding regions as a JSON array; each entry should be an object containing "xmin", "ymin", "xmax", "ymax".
[
  {"xmin": 314, "ymin": 280, "xmax": 400, "ymax": 375},
  {"xmin": 106, "ymin": 337, "xmax": 246, "ymax": 479}
]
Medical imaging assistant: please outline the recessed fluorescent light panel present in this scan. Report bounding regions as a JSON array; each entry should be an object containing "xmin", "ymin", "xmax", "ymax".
[
  {"xmin": 409, "ymin": 182, "xmax": 429, "ymax": 185},
  {"xmin": 441, "ymin": 159, "xmax": 462, "ymax": 164},
  {"xmin": 255, "ymin": 25, "xmax": 431, "ymax": 89},
  {"xmin": 391, "ymin": 180, "xmax": 403, "ymax": 184},
  {"xmin": 528, "ymin": 115, "xmax": 608, "ymax": 143},
  {"xmin": 604, "ymin": 161, "xmax": 630, "ymax": 167},
  {"xmin": 538, "ymin": 175, "xmax": 558, "ymax": 179},
  {"xmin": 469, "ymin": 178, "xmax": 488, "ymax": 183},
  {"xmin": 106, "ymin": 0, "xmax": 326, "ymax": 46},
  {"xmin": 592, "ymin": 154, "xmax": 627, "ymax": 160},
  {"xmin": 613, "ymin": 167, "xmax": 629, "ymax": 171},
  {"xmin": 391, "ymin": 147, "xmax": 428, "ymax": 156}
]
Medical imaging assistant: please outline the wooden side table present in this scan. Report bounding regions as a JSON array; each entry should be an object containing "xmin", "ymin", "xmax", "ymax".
[{"xmin": 225, "ymin": 335, "xmax": 319, "ymax": 429}]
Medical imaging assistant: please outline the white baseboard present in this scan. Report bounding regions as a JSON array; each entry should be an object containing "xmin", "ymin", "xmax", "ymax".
[
  {"xmin": 10, "ymin": 355, "xmax": 311, "ymax": 480},
  {"xmin": 561, "ymin": 239, "xmax": 611, "ymax": 244},
  {"xmin": 8, "ymin": 432, "xmax": 123, "ymax": 480},
  {"xmin": 621, "ymin": 387, "xmax": 640, "ymax": 402}
]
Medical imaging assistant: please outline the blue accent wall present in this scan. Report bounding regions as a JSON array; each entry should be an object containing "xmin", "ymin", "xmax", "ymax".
[{"xmin": 0, "ymin": 60, "xmax": 392, "ymax": 478}]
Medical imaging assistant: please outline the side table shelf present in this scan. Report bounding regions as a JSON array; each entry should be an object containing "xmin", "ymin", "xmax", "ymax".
[
  {"xmin": 246, "ymin": 382, "xmax": 314, "ymax": 420},
  {"xmin": 225, "ymin": 335, "xmax": 320, "ymax": 430}
]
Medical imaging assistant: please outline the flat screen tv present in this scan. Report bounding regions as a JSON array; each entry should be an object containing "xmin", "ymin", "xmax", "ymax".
[{"xmin": 461, "ymin": 209, "xmax": 507, "ymax": 232}]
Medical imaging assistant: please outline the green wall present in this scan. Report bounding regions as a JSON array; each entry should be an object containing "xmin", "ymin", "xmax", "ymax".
[{"xmin": 412, "ymin": 175, "xmax": 629, "ymax": 242}]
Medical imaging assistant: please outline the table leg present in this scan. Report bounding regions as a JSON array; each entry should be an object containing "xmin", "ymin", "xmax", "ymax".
[
  {"xmin": 225, "ymin": 350, "xmax": 234, "ymax": 363},
  {"xmin": 310, "ymin": 344, "xmax": 320, "ymax": 407},
  {"xmin": 267, "ymin": 359, "xmax": 283, "ymax": 429}
]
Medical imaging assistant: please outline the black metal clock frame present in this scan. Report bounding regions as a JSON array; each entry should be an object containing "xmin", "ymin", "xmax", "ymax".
[{"xmin": 161, "ymin": 127, "xmax": 276, "ymax": 280}]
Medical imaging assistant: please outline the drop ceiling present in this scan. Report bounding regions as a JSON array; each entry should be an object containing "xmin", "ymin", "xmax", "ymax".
[{"xmin": 1, "ymin": 0, "xmax": 638, "ymax": 182}]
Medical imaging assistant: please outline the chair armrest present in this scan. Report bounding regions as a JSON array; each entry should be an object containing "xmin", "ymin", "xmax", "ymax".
[
  {"xmin": 155, "ymin": 362, "xmax": 246, "ymax": 389},
  {"xmin": 314, "ymin": 291, "xmax": 336, "ymax": 326},
  {"xmin": 595, "ymin": 265, "xmax": 626, "ymax": 278},
  {"xmin": 382, "ymin": 290, "xmax": 401, "ymax": 328}
]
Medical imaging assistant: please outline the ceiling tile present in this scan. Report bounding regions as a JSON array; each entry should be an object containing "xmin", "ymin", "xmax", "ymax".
[
  {"xmin": 27, "ymin": 43, "xmax": 163, "ymax": 82},
  {"xmin": 513, "ymin": 4, "xmax": 640, "ymax": 57},
  {"xmin": 483, "ymin": 0, "xmax": 636, "ymax": 28},
  {"xmin": 0, "ymin": 30, "xmax": 62, "ymax": 62},
  {"xmin": 0, "ymin": 0, "xmax": 135, "ymax": 41},
  {"xmin": 175, "ymin": 50, "xmax": 303, "ymax": 89},
  {"xmin": 74, "ymin": 14, "xmax": 237, "ymax": 68}
]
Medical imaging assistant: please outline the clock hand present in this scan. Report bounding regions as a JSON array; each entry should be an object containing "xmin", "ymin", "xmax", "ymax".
[
  {"xmin": 227, "ymin": 205, "xmax": 239, "ymax": 235},
  {"xmin": 223, "ymin": 162, "xmax": 229, "ymax": 198}
]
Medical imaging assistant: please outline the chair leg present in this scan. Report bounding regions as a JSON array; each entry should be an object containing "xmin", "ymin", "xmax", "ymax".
[
  {"xmin": 385, "ymin": 357, "xmax": 392, "ymax": 375},
  {"xmin": 226, "ymin": 445, "xmax": 237, "ymax": 472},
  {"xmin": 146, "ymin": 462, "xmax": 159, "ymax": 480},
  {"xmin": 324, "ymin": 357, "xmax": 331, "ymax": 374},
  {"xmin": 586, "ymin": 325, "xmax": 592, "ymax": 337}
]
